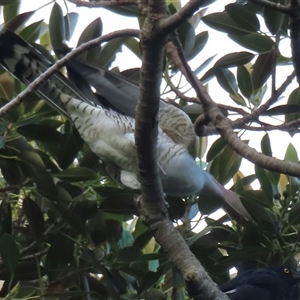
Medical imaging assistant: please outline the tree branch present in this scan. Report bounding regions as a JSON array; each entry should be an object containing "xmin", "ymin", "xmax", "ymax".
[{"xmin": 171, "ymin": 32, "xmax": 300, "ymax": 177}]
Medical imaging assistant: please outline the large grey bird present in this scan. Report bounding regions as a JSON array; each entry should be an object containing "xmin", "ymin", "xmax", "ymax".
[{"xmin": 0, "ymin": 28, "xmax": 252, "ymax": 220}]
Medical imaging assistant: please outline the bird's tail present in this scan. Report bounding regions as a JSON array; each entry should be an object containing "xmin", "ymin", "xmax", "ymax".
[{"xmin": 0, "ymin": 28, "xmax": 94, "ymax": 118}]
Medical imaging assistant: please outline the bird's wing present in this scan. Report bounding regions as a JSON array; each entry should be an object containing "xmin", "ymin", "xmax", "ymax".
[
  {"xmin": 222, "ymin": 285, "xmax": 272, "ymax": 300},
  {"xmin": 66, "ymin": 57, "xmax": 197, "ymax": 152}
]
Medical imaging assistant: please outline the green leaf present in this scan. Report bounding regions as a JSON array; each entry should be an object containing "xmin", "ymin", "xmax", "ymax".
[
  {"xmin": 23, "ymin": 198, "xmax": 45, "ymax": 241},
  {"xmin": 202, "ymin": 12, "xmax": 248, "ymax": 35},
  {"xmin": 206, "ymin": 137, "xmax": 227, "ymax": 162},
  {"xmin": 261, "ymin": 133, "xmax": 272, "ymax": 157},
  {"xmin": 177, "ymin": 22, "xmax": 195, "ymax": 58},
  {"xmin": 251, "ymin": 50, "xmax": 274, "ymax": 90},
  {"xmin": 229, "ymin": 33, "xmax": 274, "ymax": 53},
  {"xmin": 214, "ymin": 51, "xmax": 255, "ymax": 69},
  {"xmin": 285, "ymin": 88, "xmax": 300, "ymax": 129},
  {"xmin": 215, "ymin": 68, "xmax": 238, "ymax": 94},
  {"xmin": 3, "ymin": 0, "xmax": 20, "ymax": 23},
  {"xmin": 284, "ymin": 143, "xmax": 298, "ymax": 163},
  {"xmin": 77, "ymin": 18, "xmax": 103, "ymax": 61},
  {"xmin": 187, "ymin": 31, "xmax": 209, "ymax": 60},
  {"xmin": 49, "ymin": 3, "xmax": 66, "ymax": 51},
  {"xmin": 19, "ymin": 20, "xmax": 47, "ymax": 43},
  {"xmin": 98, "ymin": 37, "xmax": 129, "ymax": 67},
  {"xmin": 264, "ymin": 0, "xmax": 285, "ymax": 34},
  {"xmin": 5, "ymin": 11, "xmax": 35, "ymax": 32},
  {"xmin": 0, "ymin": 200, "xmax": 12, "ymax": 236},
  {"xmin": 229, "ymin": 93, "xmax": 247, "ymax": 106},
  {"xmin": 255, "ymin": 165, "xmax": 273, "ymax": 203},
  {"xmin": 125, "ymin": 37, "xmax": 142, "ymax": 60},
  {"xmin": 225, "ymin": 3, "xmax": 260, "ymax": 32},
  {"xmin": 54, "ymin": 167, "xmax": 97, "ymax": 182},
  {"xmin": 0, "ymin": 233, "xmax": 19, "ymax": 273},
  {"xmin": 64, "ymin": 12, "xmax": 79, "ymax": 41},
  {"xmin": 237, "ymin": 65, "xmax": 253, "ymax": 99},
  {"xmin": 117, "ymin": 246, "xmax": 142, "ymax": 263}
]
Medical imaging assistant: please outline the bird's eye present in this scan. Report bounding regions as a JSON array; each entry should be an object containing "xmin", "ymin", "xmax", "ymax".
[{"xmin": 283, "ymin": 268, "xmax": 290, "ymax": 274}]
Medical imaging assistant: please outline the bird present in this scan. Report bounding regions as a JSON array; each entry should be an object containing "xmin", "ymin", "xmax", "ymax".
[
  {"xmin": 0, "ymin": 28, "xmax": 252, "ymax": 220},
  {"xmin": 220, "ymin": 265, "xmax": 300, "ymax": 300}
]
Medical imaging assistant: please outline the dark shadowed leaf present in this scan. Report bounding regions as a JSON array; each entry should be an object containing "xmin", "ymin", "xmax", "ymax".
[
  {"xmin": 263, "ymin": 104, "xmax": 300, "ymax": 116},
  {"xmin": 202, "ymin": 12, "xmax": 248, "ymax": 35},
  {"xmin": 261, "ymin": 133, "xmax": 272, "ymax": 157},
  {"xmin": 77, "ymin": 18, "xmax": 103, "ymax": 61},
  {"xmin": 0, "ymin": 233, "xmax": 19, "ymax": 273},
  {"xmin": 289, "ymin": 201, "xmax": 300, "ymax": 225},
  {"xmin": 229, "ymin": 33, "xmax": 274, "ymax": 53},
  {"xmin": 225, "ymin": 3, "xmax": 260, "ymax": 32},
  {"xmin": 251, "ymin": 50, "xmax": 274, "ymax": 90},
  {"xmin": 285, "ymin": 88, "xmax": 300, "ymax": 131},
  {"xmin": 49, "ymin": 3, "xmax": 66, "ymax": 50},
  {"xmin": 97, "ymin": 37, "xmax": 129, "ymax": 67},
  {"xmin": 5, "ymin": 11, "xmax": 35, "ymax": 31},
  {"xmin": 45, "ymin": 231, "xmax": 74, "ymax": 281},
  {"xmin": 255, "ymin": 165, "xmax": 273, "ymax": 203},
  {"xmin": 23, "ymin": 198, "xmax": 45, "ymax": 241},
  {"xmin": 0, "ymin": 200, "xmax": 12, "ymax": 236},
  {"xmin": 54, "ymin": 167, "xmax": 97, "ymax": 182},
  {"xmin": 100, "ymin": 194, "xmax": 137, "ymax": 215},
  {"xmin": 117, "ymin": 246, "xmax": 142, "ymax": 263},
  {"xmin": 138, "ymin": 269, "xmax": 164, "ymax": 296},
  {"xmin": 125, "ymin": 37, "xmax": 142, "ymax": 60},
  {"xmin": 264, "ymin": 1, "xmax": 285, "ymax": 35},
  {"xmin": 215, "ymin": 52, "xmax": 255, "ymax": 69},
  {"xmin": 177, "ymin": 22, "xmax": 195, "ymax": 58}
]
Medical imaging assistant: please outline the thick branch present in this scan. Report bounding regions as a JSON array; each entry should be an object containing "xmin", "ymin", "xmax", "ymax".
[{"xmin": 0, "ymin": 29, "xmax": 140, "ymax": 117}]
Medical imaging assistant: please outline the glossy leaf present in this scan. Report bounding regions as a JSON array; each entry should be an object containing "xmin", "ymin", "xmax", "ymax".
[
  {"xmin": 251, "ymin": 50, "xmax": 274, "ymax": 90},
  {"xmin": 49, "ymin": 3, "xmax": 66, "ymax": 51},
  {"xmin": 225, "ymin": 3, "xmax": 260, "ymax": 32},
  {"xmin": 229, "ymin": 33, "xmax": 274, "ymax": 53},
  {"xmin": 215, "ymin": 68, "xmax": 238, "ymax": 94},
  {"xmin": 202, "ymin": 12, "xmax": 248, "ymax": 35},
  {"xmin": 255, "ymin": 165, "xmax": 273, "ymax": 203},
  {"xmin": 285, "ymin": 88, "xmax": 300, "ymax": 128},
  {"xmin": 206, "ymin": 137, "xmax": 227, "ymax": 162},
  {"xmin": 177, "ymin": 22, "xmax": 195, "ymax": 58},
  {"xmin": 289, "ymin": 201, "xmax": 300, "ymax": 225},
  {"xmin": 19, "ymin": 20, "xmax": 47, "ymax": 42},
  {"xmin": 264, "ymin": 1, "xmax": 285, "ymax": 34},
  {"xmin": 214, "ymin": 52, "xmax": 254, "ymax": 69},
  {"xmin": 77, "ymin": 18, "xmax": 103, "ymax": 60},
  {"xmin": 188, "ymin": 31, "xmax": 209, "ymax": 60}
]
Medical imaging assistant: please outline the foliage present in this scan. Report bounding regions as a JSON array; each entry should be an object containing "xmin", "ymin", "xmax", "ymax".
[{"xmin": 0, "ymin": 0, "xmax": 299, "ymax": 299}]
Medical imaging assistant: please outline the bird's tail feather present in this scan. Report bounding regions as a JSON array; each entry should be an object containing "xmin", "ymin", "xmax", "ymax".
[{"xmin": 0, "ymin": 28, "xmax": 94, "ymax": 118}]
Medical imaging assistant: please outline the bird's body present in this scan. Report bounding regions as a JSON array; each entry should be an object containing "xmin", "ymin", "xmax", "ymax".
[
  {"xmin": 220, "ymin": 266, "xmax": 300, "ymax": 300},
  {"xmin": 0, "ymin": 29, "xmax": 251, "ymax": 219}
]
